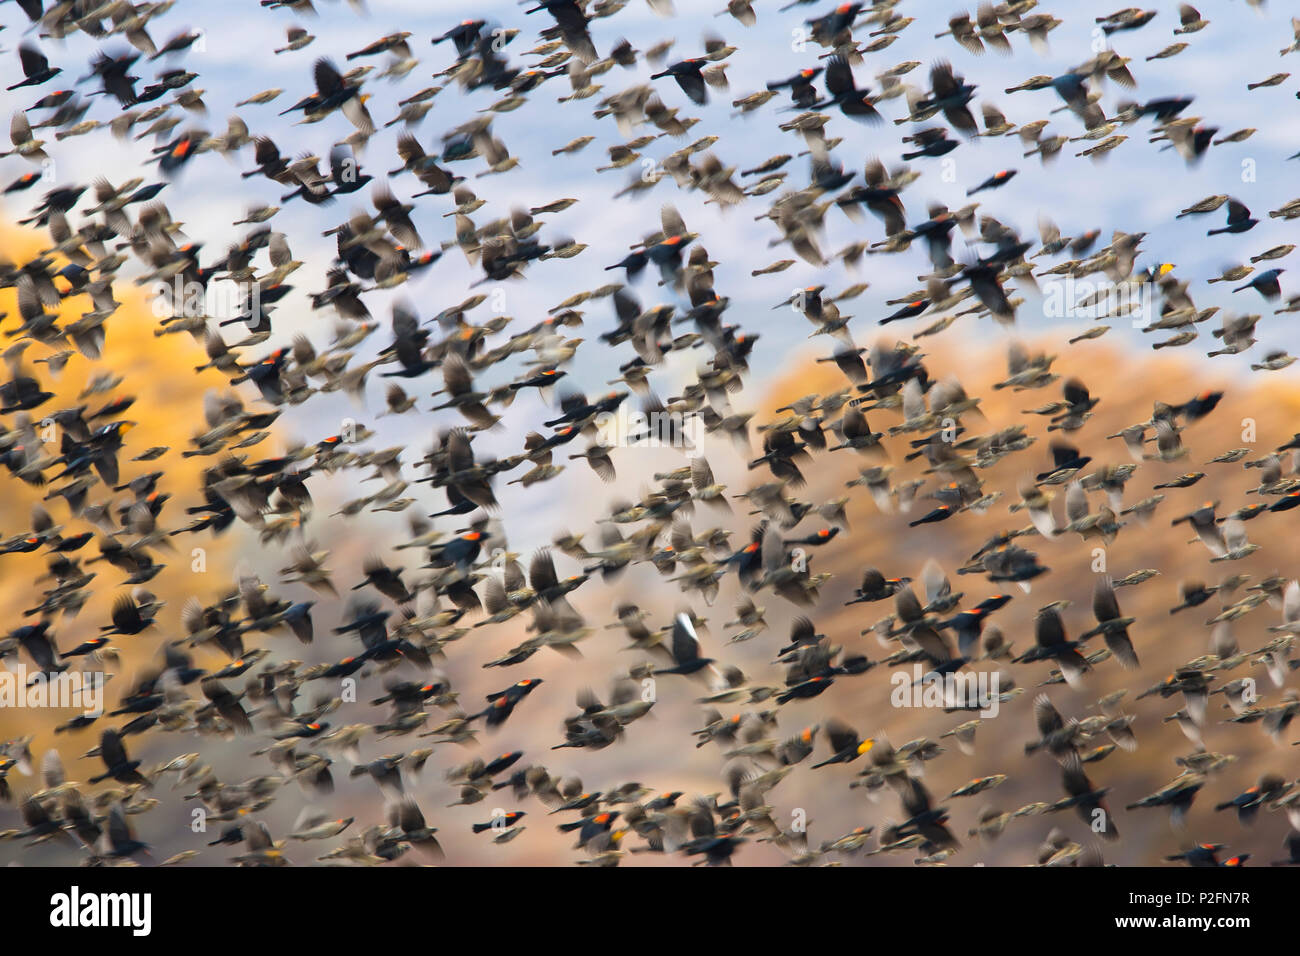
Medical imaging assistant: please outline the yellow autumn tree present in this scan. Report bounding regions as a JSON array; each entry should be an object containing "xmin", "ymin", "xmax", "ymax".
[{"xmin": 0, "ymin": 223, "xmax": 240, "ymax": 758}]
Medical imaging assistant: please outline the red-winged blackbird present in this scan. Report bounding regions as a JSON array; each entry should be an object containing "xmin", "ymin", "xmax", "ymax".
[
  {"xmin": 478, "ymin": 678, "xmax": 543, "ymax": 727},
  {"xmin": 472, "ymin": 810, "xmax": 525, "ymax": 833},
  {"xmin": 787, "ymin": 527, "xmax": 839, "ymax": 547},
  {"xmin": 476, "ymin": 751, "xmax": 522, "ymax": 778},
  {"xmin": 967, "ymin": 169, "xmax": 1017, "ymax": 196},
  {"xmin": 317, "ymin": 654, "xmax": 367, "ymax": 679},
  {"xmin": 807, "ymin": 2, "xmax": 863, "ymax": 38},
  {"xmin": 882, "ymin": 299, "xmax": 929, "ymax": 323},
  {"xmin": 60, "ymin": 636, "xmax": 110, "ymax": 659},
  {"xmin": 1166, "ymin": 843, "xmax": 1248, "ymax": 867},
  {"xmin": 909, "ymin": 504, "xmax": 956, "ymax": 527},
  {"xmin": 157, "ymin": 130, "xmax": 203, "ymax": 176},
  {"xmin": 1214, "ymin": 774, "xmax": 1288, "ymax": 824},
  {"xmin": 559, "ymin": 810, "xmax": 619, "ymax": 847},
  {"xmin": 767, "ymin": 67, "xmax": 823, "ymax": 108},
  {"xmin": 3, "ymin": 171, "xmax": 42, "ymax": 193},
  {"xmin": 845, "ymin": 568, "xmax": 911, "ymax": 605},
  {"xmin": 775, "ymin": 675, "xmax": 834, "ymax": 704}
]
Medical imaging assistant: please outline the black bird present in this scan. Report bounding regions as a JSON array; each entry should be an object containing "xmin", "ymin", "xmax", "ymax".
[
  {"xmin": 1166, "ymin": 843, "xmax": 1248, "ymax": 868},
  {"xmin": 97, "ymin": 805, "xmax": 150, "ymax": 861},
  {"xmin": 14, "ymin": 621, "xmax": 65, "ymax": 673},
  {"xmin": 526, "ymin": 1, "xmax": 597, "ymax": 63},
  {"xmin": 89, "ymin": 729, "xmax": 149, "ymax": 787},
  {"xmin": 1012, "ymin": 607, "xmax": 1090, "ymax": 687},
  {"xmin": 882, "ymin": 298, "xmax": 929, "ymax": 323},
  {"xmin": 775, "ymin": 675, "xmax": 834, "ymax": 704},
  {"xmin": 815, "ymin": 56, "xmax": 881, "ymax": 122},
  {"xmin": 894, "ymin": 777, "xmax": 959, "ymax": 850},
  {"xmin": 811, "ymin": 719, "xmax": 875, "ymax": 769},
  {"xmin": 432, "ymin": 20, "xmax": 488, "ymax": 60},
  {"xmin": 478, "ymin": 678, "xmax": 543, "ymax": 727},
  {"xmin": 1059, "ymin": 753, "xmax": 1119, "ymax": 841},
  {"xmin": 472, "ymin": 810, "xmax": 525, "ymax": 833},
  {"xmin": 156, "ymin": 129, "xmax": 203, "ymax": 176},
  {"xmin": 1234, "ymin": 268, "xmax": 1284, "ymax": 299},
  {"xmin": 967, "ymin": 169, "xmax": 1017, "ymax": 196},
  {"xmin": 1036, "ymin": 442, "xmax": 1091, "ymax": 482},
  {"xmin": 679, "ymin": 803, "xmax": 745, "ymax": 865},
  {"xmin": 910, "ymin": 504, "xmax": 957, "ymax": 527},
  {"xmin": 650, "ymin": 59, "xmax": 709, "ymax": 106},
  {"xmin": 838, "ymin": 159, "xmax": 907, "ymax": 235},
  {"xmin": 767, "ymin": 67, "xmax": 823, "ymax": 108},
  {"xmin": 280, "ymin": 58, "xmax": 372, "ymax": 134},
  {"xmin": 807, "ymin": 2, "xmax": 862, "ymax": 38},
  {"xmin": 18, "ymin": 797, "xmax": 71, "ymax": 844},
  {"xmin": 653, "ymin": 613, "xmax": 718, "ymax": 679},
  {"xmin": 8, "ymin": 44, "xmax": 61, "ymax": 90},
  {"xmin": 201, "ymin": 678, "xmax": 253, "ymax": 735},
  {"xmin": 100, "ymin": 593, "xmax": 157, "ymax": 636},
  {"xmin": 902, "ymin": 127, "xmax": 958, "ymax": 160},
  {"xmin": 918, "ymin": 61, "xmax": 977, "ymax": 135},
  {"xmin": 3, "ymin": 171, "xmax": 42, "ymax": 193},
  {"xmin": 1176, "ymin": 390, "xmax": 1224, "ymax": 422},
  {"xmin": 60, "ymin": 636, "xmax": 110, "ymax": 659},
  {"xmin": 1214, "ymin": 774, "xmax": 1288, "ymax": 825},
  {"xmin": 389, "ymin": 798, "xmax": 445, "ymax": 859},
  {"xmin": 85, "ymin": 50, "xmax": 141, "ymax": 107},
  {"xmin": 1080, "ymin": 577, "xmax": 1139, "ymax": 670},
  {"xmin": 937, "ymin": 597, "xmax": 1009, "ymax": 658},
  {"xmin": 1207, "ymin": 199, "xmax": 1257, "ymax": 236}
]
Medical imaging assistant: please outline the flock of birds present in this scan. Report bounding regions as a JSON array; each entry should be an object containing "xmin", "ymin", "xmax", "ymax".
[{"xmin": 0, "ymin": 0, "xmax": 1299, "ymax": 868}]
